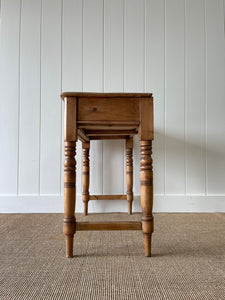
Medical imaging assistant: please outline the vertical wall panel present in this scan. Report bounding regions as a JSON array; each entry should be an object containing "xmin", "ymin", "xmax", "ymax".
[
  {"xmin": 19, "ymin": 0, "xmax": 41, "ymax": 194},
  {"xmin": 124, "ymin": 0, "xmax": 145, "ymax": 196},
  {"xmin": 205, "ymin": 0, "xmax": 225, "ymax": 194},
  {"xmin": 62, "ymin": 0, "xmax": 83, "ymax": 196},
  {"xmin": 62, "ymin": 0, "xmax": 83, "ymax": 92},
  {"xmin": 103, "ymin": 140, "xmax": 124, "ymax": 194},
  {"xmin": 103, "ymin": 0, "xmax": 124, "ymax": 195},
  {"xmin": 165, "ymin": 0, "xmax": 185, "ymax": 194},
  {"xmin": 186, "ymin": 0, "xmax": 206, "ymax": 194},
  {"xmin": 83, "ymin": 0, "xmax": 103, "ymax": 92},
  {"xmin": 40, "ymin": 0, "xmax": 62, "ymax": 194},
  {"xmin": 146, "ymin": 0, "xmax": 165, "ymax": 195},
  {"xmin": 104, "ymin": 0, "xmax": 124, "ymax": 92},
  {"xmin": 0, "ymin": 0, "xmax": 21, "ymax": 194},
  {"xmin": 124, "ymin": 0, "xmax": 144, "ymax": 92},
  {"xmin": 83, "ymin": 0, "xmax": 103, "ymax": 195}
]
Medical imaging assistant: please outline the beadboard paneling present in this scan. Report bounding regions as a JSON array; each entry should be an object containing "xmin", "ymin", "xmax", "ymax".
[
  {"xmin": 185, "ymin": 0, "xmax": 206, "ymax": 194},
  {"xmin": 19, "ymin": 0, "xmax": 41, "ymax": 194},
  {"xmin": 1, "ymin": 0, "xmax": 225, "ymax": 213},
  {"xmin": 0, "ymin": 0, "xmax": 21, "ymax": 194},
  {"xmin": 165, "ymin": 0, "xmax": 185, "ymax": 194},
  {"xmin": 205, "ymin": 0, "xmax": 225, "ymax": 194},
  {"xmin": 40, "ymin": 0, "xmax": 62, "ymax": 194}
]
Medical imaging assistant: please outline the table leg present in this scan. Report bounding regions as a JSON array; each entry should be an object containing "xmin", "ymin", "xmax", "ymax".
[
  {"xmin": 82, "ymin": 142, "xmax": 90, "ymax": 215},
  {"xmin": 63, "ymin": 141, "xmax": 76, "ymax": 258},
  {"xmin": 126, "ymin": 137, "xmax": 133, "ymax": 214},
  {"xmin": 140, "ymin": 140, "xmax": 154, "ymax": 257}
]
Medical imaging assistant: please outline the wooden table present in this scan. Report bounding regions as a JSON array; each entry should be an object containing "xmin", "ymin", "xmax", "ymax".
[{"xmin": 61, "ymin": 92, "xmax": 154, "ymax": 257}]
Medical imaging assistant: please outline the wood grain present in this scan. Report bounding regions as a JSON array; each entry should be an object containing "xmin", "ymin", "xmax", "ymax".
[
  {"xmin": 89, "ymin": 195, "xmax": 127, "ymax": 200},
  {"xmin": 126, "ymin": 137, "xmax": 133, "ymax": 214},
  {"xmin": 140, "ymin": 141, "xmax": 154, "ymax": 256},
  {"xmin": 77, "ymin": 98, "xmax": 139, "ymax": 122},
  {"xmin": 76, "ymin": 221, "xmax": 142, "ymax": 231},
  {"xmin": 61, "ymin": 92, "xmax": 152, "ymax": 99},
  {"xmin": 82, "ymin": 142, "xmax": 90, "ymax": 215}
]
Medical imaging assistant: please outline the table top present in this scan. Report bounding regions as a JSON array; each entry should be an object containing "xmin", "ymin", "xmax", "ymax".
[{"xmin": 61, "ymin": 92, "xmax": 153, "ymax": 100}]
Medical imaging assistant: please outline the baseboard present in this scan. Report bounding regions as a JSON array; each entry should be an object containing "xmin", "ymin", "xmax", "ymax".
[
  {"xmin": 0, "ymin": 195, "xmax": 225, "ymax": 213},
  {"xmin": 153, "ymin": 195, "xmax": 225, "ymax": 212}
]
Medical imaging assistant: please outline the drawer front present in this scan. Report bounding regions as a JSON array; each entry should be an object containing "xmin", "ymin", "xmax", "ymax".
[{"xmin": 77, "ymin": 98, "xmax": 139, "ymax": 122}]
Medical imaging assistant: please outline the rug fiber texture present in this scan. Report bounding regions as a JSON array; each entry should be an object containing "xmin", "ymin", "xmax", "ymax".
[{"xmin": 0, "ymin": 213, "xmax": 225, "ymax": 299}]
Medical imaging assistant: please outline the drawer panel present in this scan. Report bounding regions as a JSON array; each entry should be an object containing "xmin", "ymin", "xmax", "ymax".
[{"xmin": 77, "ymin": 98, "xmax": 139, "ymax": 122}]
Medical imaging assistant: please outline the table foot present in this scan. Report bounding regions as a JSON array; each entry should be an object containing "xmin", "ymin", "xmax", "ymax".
[
  {"xmin": 143, "ymin": 233, "xmax": 152, "ymax": 257},
  {"xmin": 65, "ymin": 235, "xmax": 74, "ymax": 258}
]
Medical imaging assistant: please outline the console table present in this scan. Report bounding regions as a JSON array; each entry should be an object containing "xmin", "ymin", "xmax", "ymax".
[{"xmin": 61, "ymin": 92, "xmax": 154, "ymax": 257}]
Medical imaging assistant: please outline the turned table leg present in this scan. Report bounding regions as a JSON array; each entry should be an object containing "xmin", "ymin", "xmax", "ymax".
[
  {"xmin": 126, "ymin": 137, "xmax": 133, "ymax": 214},
  {"xmin": 140, "ymin": 140, "xmax": 154, "ymax": 257},
  {"xmin": 63, "ymin": 97, "xmax": 77, "ymax": 258},
  {"xmin": 63, "ymin": 141, "xmax": 76, "ymax": 258},
  {"xmin": 82, "ymin": 142, "xmax": 90, "ymax": 215}
]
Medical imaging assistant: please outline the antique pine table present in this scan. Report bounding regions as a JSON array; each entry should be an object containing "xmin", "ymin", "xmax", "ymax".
[{"xmin": 60, "ymin": 92, "xmax": 154, "ymax": 258}]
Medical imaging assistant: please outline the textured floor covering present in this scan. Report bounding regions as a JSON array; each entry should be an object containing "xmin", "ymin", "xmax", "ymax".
[{"xmin": 0, "ymin": 213, "xmax": 225, "ymax": 299}]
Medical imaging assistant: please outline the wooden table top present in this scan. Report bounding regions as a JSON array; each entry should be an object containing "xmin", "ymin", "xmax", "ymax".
[{"xmin": 61, "ymin": 92, "xmax": 153, "ymax": 100}]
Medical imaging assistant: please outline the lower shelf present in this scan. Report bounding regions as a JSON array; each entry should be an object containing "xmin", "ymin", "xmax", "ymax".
[
  {"xmin": 76, "ymin": 221, "xmax": 142, "ymax": 231},
  {"xmin": 89, "ymin": 195, "xmax": 127, "ymax": 200}
]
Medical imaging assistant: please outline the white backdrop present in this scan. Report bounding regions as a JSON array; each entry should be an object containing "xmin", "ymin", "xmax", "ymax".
[{"xmin": 0, "ymin": 0, "xmax": 225, "ymax": 213}]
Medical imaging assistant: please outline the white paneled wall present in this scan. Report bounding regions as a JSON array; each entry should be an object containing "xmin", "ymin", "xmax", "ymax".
[
  {"xmin": 186, "ymin": 0, "xmax": 205, "ymax": 195},
  {"xmin": 0, "ymin": 0, "xmax": 225, "ymax": 213}
]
